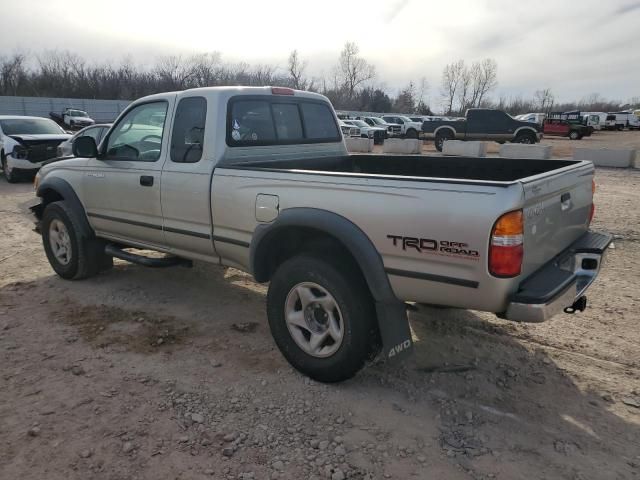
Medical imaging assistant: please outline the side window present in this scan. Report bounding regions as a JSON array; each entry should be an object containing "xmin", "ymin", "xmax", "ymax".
[
  {"xmin": 272, "ymin": 103, "xmax": 303, "ymax": 141},
  {"xmin": 81, "ymin": 127, "xmax": 101, "ymax": 142},
  {"xmin": 300, "ymin": 103, "xmax": 340, "ymax": 140},
  {"xmin": 171, "ymin": 97, "xmax": 207, "ymax": 163},
  {"xmin": 230, "ymin": 100, "xmax": 276, "ymax": 143},
  {"xmin": 104, "ymin": 102, "xmax": 167, "ymax": 161}
]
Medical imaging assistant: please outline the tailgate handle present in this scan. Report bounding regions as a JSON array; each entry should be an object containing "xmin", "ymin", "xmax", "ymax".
[{"xmin": 560, "ymin": 192, "xmax": 571, "ymax": 210}]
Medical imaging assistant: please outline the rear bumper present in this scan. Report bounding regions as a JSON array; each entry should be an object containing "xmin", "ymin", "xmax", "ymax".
[{"xmin": 504, "ymin": 231, "xmax": 612, "ymax": 322}]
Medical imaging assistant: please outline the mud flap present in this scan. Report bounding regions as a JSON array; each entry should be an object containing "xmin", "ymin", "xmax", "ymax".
[{"xmin": 375, "ymin": 301, "xmax": 413, "ymax": 362}]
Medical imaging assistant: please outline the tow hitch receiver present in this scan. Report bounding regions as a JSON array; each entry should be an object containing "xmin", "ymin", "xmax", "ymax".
[{"xmin": 564, "ymin": 295, "xmax": 587, "ymax": 314}]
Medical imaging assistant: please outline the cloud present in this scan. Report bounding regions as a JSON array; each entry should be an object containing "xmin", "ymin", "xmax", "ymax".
[
  {"xmin": 384, "ymin": 0, "xmax": 410, "ymax": 24},
  {"xmin": 615, "ymin": 1, "xmax": 640, "ymax": 14}
]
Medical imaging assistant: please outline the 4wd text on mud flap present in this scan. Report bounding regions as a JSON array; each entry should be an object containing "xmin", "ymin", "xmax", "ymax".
[
  {"xmin": 388, "ymin": 339, "xmax": 411, "ymax": 358},
  {"xmin": 387, "ymin": 235, "xmax": 480, "ymax": 258}
]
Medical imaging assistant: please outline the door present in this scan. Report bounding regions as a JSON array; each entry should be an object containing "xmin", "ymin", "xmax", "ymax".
[
  {"xmin": 467, "ymin": 110, "xmax": 512, "ymax": 140},
  {"xmin": 83, "ymin": 99, "xmax": 174, "ymax": 247},
  {"xmin": 160, "ymin": 95, "xmax": 217, "ymax": 259}
]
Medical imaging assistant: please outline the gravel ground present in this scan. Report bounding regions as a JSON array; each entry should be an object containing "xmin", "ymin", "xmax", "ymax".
[{"xmin": 1, "ymin": 163, "xmax": 639, "ymax": 480}]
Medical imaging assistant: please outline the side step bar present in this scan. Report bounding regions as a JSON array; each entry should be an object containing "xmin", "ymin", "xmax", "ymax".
[{"xmin": 105, "ymin": 244, "xmax": 192, "ymax": 268}]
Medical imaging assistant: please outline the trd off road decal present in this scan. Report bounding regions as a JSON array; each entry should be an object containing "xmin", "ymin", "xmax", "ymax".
[{"xmin": 387, "ymin": 234, "xmax": 480, "ymax": 260}]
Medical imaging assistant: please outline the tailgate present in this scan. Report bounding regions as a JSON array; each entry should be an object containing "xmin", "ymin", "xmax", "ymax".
[{"xmin": 520, "ymin": 163, "xmax": 594, "ymax": 277}]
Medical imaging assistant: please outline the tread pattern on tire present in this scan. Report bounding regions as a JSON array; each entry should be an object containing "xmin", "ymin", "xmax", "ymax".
[
  {"xmin": 42, "ymin": 201, "xmax": 111, "ymax": 280},
  {"xmin": 267, "ymin": 253, "xmax": 378, "ymax": 383}
]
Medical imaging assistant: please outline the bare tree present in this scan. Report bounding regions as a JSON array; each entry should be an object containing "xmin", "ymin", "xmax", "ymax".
[
  {"xmin": 456, "ymin": 64, "xmax": 473, "ymax": 113},
  {"xmin": 0, "ymin": 53, "xmax": 28, "ymax": 96},
  {"xmin": 337, "ymin": 42, "xmax": 376, "ymax": 99},
  {"xmin": 287, "ymin": 50, "xmax": 308, "ymax": 90},
  {"xmin": 470, "ymin": 58, "xmax": 498, "ymax": 107},
  {"xmin": 440, "ymin": 60, "xmax": 465, "ymax": 114},
  {"xmin": 534, "ymin": 88, "xmax": 555, "ymax": 112}
]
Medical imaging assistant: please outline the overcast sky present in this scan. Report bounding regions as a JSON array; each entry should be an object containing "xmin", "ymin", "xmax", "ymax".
[{"xmin": 2, "ymin": 0, "xmax": 639, "ymax": 105}]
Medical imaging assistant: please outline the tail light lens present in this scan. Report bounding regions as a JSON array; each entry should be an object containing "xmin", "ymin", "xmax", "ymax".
[
  {"xmin": 589, "ymin": 179, "xmax": 596, "ymax": 224},
  {"xmin": 271, "ymin": 87, "xmax": 294, "ymax": 95},
  {"xmin": 489, "ymin": 210, "xmax": 524, "ymax": 277}
]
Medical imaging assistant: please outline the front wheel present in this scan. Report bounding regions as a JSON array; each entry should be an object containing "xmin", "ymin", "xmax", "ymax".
[
  {"xmin": 1, "ymin": 154, "xmax": 19, "ymax": 183},
  {"xmin": 267, "ymin": 254, "xmax": 378, "ymax": 383},
  {"xmin": 435, "ymin": 131, "xmax": 454, "ymax": 152},
  {"xmin": 42, "ymin": 201, "xmax": 113, "ymax": 280},
  {"xmin": 405, "ymin": 129, "xmax": 418, "ymax": 139},
  {"xmin": 569, "ymin": 131, "xmax": 581, "ymax": 140}
]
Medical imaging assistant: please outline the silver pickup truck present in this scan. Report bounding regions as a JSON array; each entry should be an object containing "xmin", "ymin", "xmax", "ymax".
[{"xmin": 31, "ymin": 86, "xmax": 611, "ymax": 382}]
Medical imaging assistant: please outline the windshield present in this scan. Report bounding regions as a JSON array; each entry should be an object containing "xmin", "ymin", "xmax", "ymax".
[
  {"xmin": 368, "ymin": 117, "xmax": 385, "ymax": 125},
  {"xmin": 0, "ymin": 118, "xmax": 65, "ymax": 135},
  {"xmin": 69, "ymin": 110, "xmax": 88, "ymax": 117},
  {"xmin": 398, "ymin": 116, "xmax": 414, "ymax": 123},
  {"xmin": 350, "ymin": 120, "xmax": 368, "ymax": 127}
]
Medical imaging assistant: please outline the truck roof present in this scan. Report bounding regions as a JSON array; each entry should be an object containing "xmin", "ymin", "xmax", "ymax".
[{"xmin": 133, "ymin": 86, "xmax": 330, "ymax": 104}]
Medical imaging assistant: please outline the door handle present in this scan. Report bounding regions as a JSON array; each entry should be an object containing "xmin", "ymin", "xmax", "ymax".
[
  {"xmin": 140, "ymin": 175, "xmax": 154, "ymax": 187},
  {"xmin": 560, "ymin": 192, "xmax": 571, "ymax": 210}
]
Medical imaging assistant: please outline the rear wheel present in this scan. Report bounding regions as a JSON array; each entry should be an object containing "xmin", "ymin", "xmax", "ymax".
[
  {"xmin": 267, "ymin": 254, "xmax": 378, "ymax": 383},
  {"xmin": 405, "ymin": 128, "xmax": 418, "ymax": 139},
  {"xmin": 514, "ymin": 132, "xmax": 536, "ymax": 144},
  {"xmin": 435, "ymin": 130, "xmax": 454, "ymax": 152},
  {"xmin": 569, "ymin": 130, "xmax": 580, "ymax": 140},
  {"xmin": 42, "ymin": 201, "xmax": 113, "ymax": 280}
]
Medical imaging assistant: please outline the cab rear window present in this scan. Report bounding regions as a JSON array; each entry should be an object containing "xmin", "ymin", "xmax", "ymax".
[{"xmin": 227, "ymin": 97, "xmax": 340, "ymax": 146}]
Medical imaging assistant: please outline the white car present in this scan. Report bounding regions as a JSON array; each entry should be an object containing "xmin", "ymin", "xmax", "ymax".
[
  {"xmin": 0, "ymin": 116, "xmax": 71, "ymax": 183},
  {"xmin": 380, "ymin": 115, "xmax": 422, "ymax": 138},
  {"xmin": 342, "ymin": 119, "xmax": 387, "ymax": 144},
  {"xmin": 57, "ymin": 124, "xmax": 112, "ymax": 157}
]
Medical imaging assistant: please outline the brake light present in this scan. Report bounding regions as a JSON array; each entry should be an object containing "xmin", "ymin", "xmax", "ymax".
[
  {"xmin": 589, "ymin": 179, "xmax": 596, "ymax": 224},
  {"xmin": 489, "ymin": 210, "xmax": 524, "ymax": 277},
  {"xmin": 271, "ymin": 87, "xmax": 295, "ymax": 95}
]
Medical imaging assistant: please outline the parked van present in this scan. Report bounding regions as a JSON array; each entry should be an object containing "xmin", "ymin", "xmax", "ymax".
[{"xmin": 610, "ymin": 111, "xmax": 640, "ymax": 130}]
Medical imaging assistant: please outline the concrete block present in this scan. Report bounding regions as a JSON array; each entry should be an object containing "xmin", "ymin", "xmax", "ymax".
[
  {"xmin": 573, "ymin": 148, "xmax": 635, "ymax": 168},
  {"xmin": 499, "ymin": 143, "xmax": 552, "ymax": 160},
  {"xmin": 442, "ymin": 140, "xmax": 487, "ymax": 157},
  {"xmin": 382, "ymin": 138, "xmax": 422, "ymax": 154},
  {"xmin": 345, "ymin": 137, "xmax": 374, "ymax": 153}
]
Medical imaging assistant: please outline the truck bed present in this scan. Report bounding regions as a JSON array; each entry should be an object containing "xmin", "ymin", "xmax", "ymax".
[{"xmin": 230, "ymin": 155, "xmax": 579, "ymax": 183}]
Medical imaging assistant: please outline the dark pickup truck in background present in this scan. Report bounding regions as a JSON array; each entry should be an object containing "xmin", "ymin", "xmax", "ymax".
[{"xmin": 422, "ymin": 108, "xmax": 542, "ymax": 151}]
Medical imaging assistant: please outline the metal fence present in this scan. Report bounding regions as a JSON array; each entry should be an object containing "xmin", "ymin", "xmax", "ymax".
[{"xmin": 0, "ymin": 96, "xmax": 131, "ymax": 123}]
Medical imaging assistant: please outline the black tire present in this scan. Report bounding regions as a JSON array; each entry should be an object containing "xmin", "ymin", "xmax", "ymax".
[
  {"xmin": 513, "ymin": 132, "xmax": 536, "ymax": 144},
  {"xmin": 41, "ymin": 201, "xmax": 113, "ymax": 280},
  {"xmin": 405, "ymin": 128, "xmax": 418, "ymax": 139},
  {"xmin": 569, "ymin": 130, "xmax": 580, "ymax": 140},
  {"xmin": 435, "ymin": 130, "xmax": 454, "ymax": 152},
  {"xmin": 1, "ymin": 153, "xmax": 20, "ymax": 183},
  {"xmin": 267, "ymin": 254, "xmax": 378, "ymax": 383}
]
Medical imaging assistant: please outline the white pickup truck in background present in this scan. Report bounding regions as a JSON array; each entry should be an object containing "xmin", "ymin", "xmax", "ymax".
[
  {"xmin": 31, "ymin": 86, "xmax": 611, "ymax": 382},
  {"xmin": 50, "ymin": 108, "xmax": 95, "ymax": 130}
]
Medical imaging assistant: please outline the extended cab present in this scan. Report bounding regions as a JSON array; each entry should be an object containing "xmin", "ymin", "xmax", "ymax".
[
  {"xmin": 422, "ymin": 108, "xmax": 542, "ymax": 151},
  {"xmin": 31, "ymin": 86, "xmax": 611, "ymax": 382}
]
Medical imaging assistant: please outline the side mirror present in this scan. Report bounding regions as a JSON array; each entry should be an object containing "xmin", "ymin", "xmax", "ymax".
[{"xmin": 73, "ymin": 136, "xmax": 98, "ymax": 158}]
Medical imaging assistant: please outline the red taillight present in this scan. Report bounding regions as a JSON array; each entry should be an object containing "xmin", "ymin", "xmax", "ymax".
[
  {"xmin": 589, "ymin": 179, "xmax": 596, "ymax": 224},
  {"xmin": 271, "ymin": 87, "xmax": 295, "ymax": 95},
  {"xmin": 489, "ymin": 210, "xmax": 524, "ymax": 277}
]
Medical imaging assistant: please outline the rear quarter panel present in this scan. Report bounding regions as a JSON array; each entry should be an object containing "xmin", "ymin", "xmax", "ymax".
[{"xmin": 212, "ymin": 168, "xmax": 524, "ymax": 312}]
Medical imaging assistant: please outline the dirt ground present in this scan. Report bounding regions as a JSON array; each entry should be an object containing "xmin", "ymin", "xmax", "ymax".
[{"xmin": 1, "ymin": 157, "xmax": 639, "ymax": 479}]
